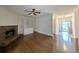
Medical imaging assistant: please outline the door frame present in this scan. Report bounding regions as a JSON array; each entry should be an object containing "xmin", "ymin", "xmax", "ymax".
[{"xmin": 56, "ymin": 13, "xmax": 75, "ymax": 38}]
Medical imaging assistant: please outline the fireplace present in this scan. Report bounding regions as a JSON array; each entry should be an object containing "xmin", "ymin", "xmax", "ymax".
[
  {"xmin": 5, "ymin": 29, "xmax": 15, "ymax": 39},
  {"xmin": 0, "ymin": 26, "xmax": 18, "ymax": 41},
  {"xmin": 0, "ymin": 26, "xmax": 23, "ymax": 52}
]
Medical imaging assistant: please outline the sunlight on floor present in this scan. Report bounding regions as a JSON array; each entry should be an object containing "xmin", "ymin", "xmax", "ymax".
[
  {"xmin": 62, "ymin": 32, "xmax": 72, "ymax": 46},
  {"xmin": 58, "ymin": 32, "xmax": 75, "ymax": 52}
]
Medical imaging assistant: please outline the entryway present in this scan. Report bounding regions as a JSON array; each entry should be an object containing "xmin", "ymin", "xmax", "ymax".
[{"xmin": 55, "ymin": 13, "xmax": 76, "ymax": 52}]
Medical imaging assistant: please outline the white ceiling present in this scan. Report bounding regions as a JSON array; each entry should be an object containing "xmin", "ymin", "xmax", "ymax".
[{"xmin": 1, "ymin": 5, "xmax": 77, "ymax": 16}]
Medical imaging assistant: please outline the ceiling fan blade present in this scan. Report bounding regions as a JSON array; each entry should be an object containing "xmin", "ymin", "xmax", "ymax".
[
  {"xmin": 28, "ymin": 12, "xmax": 33, "ymax": 15},
  {"xmin": 24, "ymin": 9, "xmax": 32, "ymax": 12},
  {"xmin": 35, "ymin": 12, "xmax": 40, "ymax": 14},
  {"xmin": 33, "ymin": 13, "xmax": 36, "ymax": 16}
]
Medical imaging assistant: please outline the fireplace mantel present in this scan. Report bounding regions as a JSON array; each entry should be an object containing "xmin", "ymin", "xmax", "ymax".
[{"xmin": 0, "ymin": 26, "xmax": 18, "ymax": 44}]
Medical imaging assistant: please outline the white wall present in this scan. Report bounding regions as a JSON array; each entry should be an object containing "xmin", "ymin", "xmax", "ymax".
[
  {"xmin": 35, "ymin": 14, "xmax": 52, "ymax": 36},
  {"xmin": 0, "ymin": 6, "xmax": 26, "ymax": 34},
  {"xmin": 24, "ymin": 16, "xmax": 35, "ymax": 35},
  {"xmin": 52, "ymin": 14, "xmax": 56, "ymax": 34},
  {"xmin": 75, "ymin": 7, "xmax": 79, "ymax": 39}
]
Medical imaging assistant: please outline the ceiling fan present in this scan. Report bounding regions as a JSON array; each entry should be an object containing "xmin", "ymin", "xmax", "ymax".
[{"xmin": 24, "ymin": 8, "xmax": 40, "ymax": 16}]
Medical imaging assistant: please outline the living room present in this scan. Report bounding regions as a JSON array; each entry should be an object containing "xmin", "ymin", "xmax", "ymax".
[{"xmin": 0, "ymin": 5, "xmax": 79, "ymax": 53}]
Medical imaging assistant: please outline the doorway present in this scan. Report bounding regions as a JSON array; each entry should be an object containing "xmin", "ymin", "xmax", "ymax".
[
  {"xmin": 56, "ymin": 14, "xmax": 75, "ymax": 52},
  {"xmin": 59, "ymin": 19, "xmax": 72, "ymax": 44}
]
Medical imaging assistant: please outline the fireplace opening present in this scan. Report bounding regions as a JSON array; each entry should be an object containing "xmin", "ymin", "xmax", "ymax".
[{"xmin": 5, "ymin": 29, "xmax": 15, "ymax": 39}]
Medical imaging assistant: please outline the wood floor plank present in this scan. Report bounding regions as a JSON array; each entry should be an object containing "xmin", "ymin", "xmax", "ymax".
[{"xmin": 7, "ymin": 32, "xmax": 55, "ymax": 53}]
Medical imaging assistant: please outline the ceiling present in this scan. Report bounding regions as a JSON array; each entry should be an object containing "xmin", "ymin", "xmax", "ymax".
[{"xmin": 1, "ymin": 5, "xmax": 77, "ymax": 16}]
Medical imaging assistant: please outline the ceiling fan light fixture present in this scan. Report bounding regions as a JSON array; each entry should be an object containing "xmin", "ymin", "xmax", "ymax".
[{"xmin": 25, "ymin": 8, "xmax": 40, "ymax": 16}]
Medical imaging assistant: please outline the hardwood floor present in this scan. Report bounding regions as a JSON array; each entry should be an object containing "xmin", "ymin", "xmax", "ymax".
[
  {"xmin": 7, "ymin": 32, "xmax": 55, "ymax": 53},
  {"xmin": 6, "ymin": 32, "xmax": 78, "ymax": 53}
]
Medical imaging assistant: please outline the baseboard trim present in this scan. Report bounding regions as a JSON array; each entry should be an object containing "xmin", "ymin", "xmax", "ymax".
[
  {"xmin": 34, "ymin": 31, "xmax": 52, "ymax": 37},
  {"xmin": 24, "ymin": 28, "xmax": 33, "ymax": 35},
  {"xmin": 35, "ymin": 31, "xmax": 53, "ymax": 36}
]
